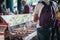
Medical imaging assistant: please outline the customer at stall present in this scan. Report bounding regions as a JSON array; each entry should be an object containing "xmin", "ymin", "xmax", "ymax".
[
  {"xmin": 0, "ymin": 0, "xmax": 12, "ymax": 15},
  {"xmin": 33, "ymin": 0, "xmax": 58, "ymax": 40},
  {"xmin": 0, "ymin": 0, "xmax": 5, "ymax": 15},
  {"xmin": 22, "ymin": 1, "xmax": 32, "ymax": 14}
]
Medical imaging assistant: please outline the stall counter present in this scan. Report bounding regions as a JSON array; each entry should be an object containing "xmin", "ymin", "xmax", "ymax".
[{"xmin": 24, "ymin": 31, "xmax": 37, "ymax": 40}]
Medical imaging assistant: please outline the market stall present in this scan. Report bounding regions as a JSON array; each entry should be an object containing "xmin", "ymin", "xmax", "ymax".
[{"xmin": 1, "ymin": 14, "xmax": 37, "ymax": 40}]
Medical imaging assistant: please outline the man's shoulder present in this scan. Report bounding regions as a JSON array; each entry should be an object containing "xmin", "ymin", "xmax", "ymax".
[
  {"xmin": 37, "ymin": 3, "xmax": 43, "ymax": 6},
  {"xmin": 36, "ymin": 3, "xmax": 44, "ymax": 8}
]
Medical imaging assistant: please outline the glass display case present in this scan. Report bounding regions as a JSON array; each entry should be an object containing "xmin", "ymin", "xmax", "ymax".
[
  {"xmin": 1, "ymin": 14, "xmax": 33, "ymax": 26},
  {"xmin": 1, "ymin": 14, "xmax": 36, "ymax": 40}
]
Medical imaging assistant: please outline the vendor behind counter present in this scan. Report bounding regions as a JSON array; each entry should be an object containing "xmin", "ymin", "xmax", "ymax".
[{"xmin": 22, "ymin": 1, "xmax": 32, "ymax": 14}]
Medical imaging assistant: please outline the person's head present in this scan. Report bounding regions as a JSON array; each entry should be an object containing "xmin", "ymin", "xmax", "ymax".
[
  {"xmin": 0, "ymin": 0, "xmax": 4, "ymax": 5},
  {"xmin": 43, "ymin": 0, "xmax": 50, "ymax": 2},
  {"xmin": 22, "ymin": 1, "xmax": 26, "ymax": 6}
]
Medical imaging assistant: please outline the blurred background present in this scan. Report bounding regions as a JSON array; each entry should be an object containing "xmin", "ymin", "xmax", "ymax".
[{"xmin": 1, "ymin": 0, "xmax": 60, "ymax": 14}]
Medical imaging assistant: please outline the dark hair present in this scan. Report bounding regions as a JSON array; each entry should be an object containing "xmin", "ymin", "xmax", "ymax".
[
  {"xmin": 38, "ymin": 1, "xmax": 41, "ymax": 3},
  {"xmin": 0, "ymin": 0, "xmax": 4, "ymax": 4},
  {"xmin": 22, "ymin": 1, "xmax": 26, "ymax": 3}
]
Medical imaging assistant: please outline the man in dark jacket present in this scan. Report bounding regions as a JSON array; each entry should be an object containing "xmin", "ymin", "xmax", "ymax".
[{"xmin": 33, "ymin": 0, "xmax": 59, "ymax": 40}]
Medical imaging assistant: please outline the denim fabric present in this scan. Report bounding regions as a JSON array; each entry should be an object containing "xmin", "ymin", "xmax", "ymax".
[
  {"xmin": 37, "ymin": 27, "xmax": 60, "ymax": 40},
  {"xmin": 37, "ymin": 27, "xmax": 51, "ymax": 40}
]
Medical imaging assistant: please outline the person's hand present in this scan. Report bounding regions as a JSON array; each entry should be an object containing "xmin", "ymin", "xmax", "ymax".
[
  {"xmin": 0, "ymin": 13, "xmax": 3, "ymax": 16},
  {"xmin": 5, "ymin": 8, "xmax": 11, "ymax": 15}
]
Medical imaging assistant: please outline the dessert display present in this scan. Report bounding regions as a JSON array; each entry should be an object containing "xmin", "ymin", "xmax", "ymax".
[
  {"xmin": 25, "ymin": 22, "xmax": 36, "ymax": 34},
  {"xmin": 9, "ymin": 21, "xmax": 36, "ymax": 38},
  {"xmin": 1, "ymin": 14, "xmax": 36, "ymax": 40}
]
